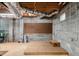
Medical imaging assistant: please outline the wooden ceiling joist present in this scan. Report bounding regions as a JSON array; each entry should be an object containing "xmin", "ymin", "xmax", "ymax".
[
  {"xmin": 0, "ymin": 3, "xmax": 9, "ymax": 13},
  {"xmin": 19, "ymin": 2, "xmax": 65, "ymax": 14}
]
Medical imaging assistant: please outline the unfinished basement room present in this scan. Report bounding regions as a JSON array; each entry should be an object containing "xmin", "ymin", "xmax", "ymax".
[{"xmin": 0, "ymin": 2, "xmax": 79, "ymax": 56}]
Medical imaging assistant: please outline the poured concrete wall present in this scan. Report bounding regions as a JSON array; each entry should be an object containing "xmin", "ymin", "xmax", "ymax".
[{"xmin": 53, "ymin": 2, "xmax": 79, "ymax": 55}]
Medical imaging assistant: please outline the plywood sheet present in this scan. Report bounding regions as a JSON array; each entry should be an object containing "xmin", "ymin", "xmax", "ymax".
[{"xmin": 24, "ymin": 23, "xmax": 52, "ymax": 33}]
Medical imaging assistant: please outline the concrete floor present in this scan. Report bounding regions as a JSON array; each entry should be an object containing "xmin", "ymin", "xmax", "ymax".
[{"xmin": 0, "ymin": 43, "xmax": 28, "ymax": 56}]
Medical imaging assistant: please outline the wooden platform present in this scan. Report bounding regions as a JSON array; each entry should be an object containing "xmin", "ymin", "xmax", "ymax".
[
  {"xmin": 24, "ymin": 47, "xmax": 69, "ymax": 55},
  {"xmin": 24, "ymin": 41, "xmax": 69, "ymax": 55}
]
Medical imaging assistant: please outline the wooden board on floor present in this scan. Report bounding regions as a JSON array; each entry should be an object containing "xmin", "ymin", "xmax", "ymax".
[
  {"xmin": 49, "ymin": 40, "xmax": 60, "ymax": 47},
  {"xmin": 0, "ymin": 51, "xmax": 8, "ymax": 56}
]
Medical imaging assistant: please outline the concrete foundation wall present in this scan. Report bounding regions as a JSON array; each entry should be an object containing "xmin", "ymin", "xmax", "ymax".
[
  {"xmin": 14, "ymin": 18, "xmax": 24, "ymax": 41},
  {"xmin": 24, "ymin": 34, "xmax": 52, "ymax": 41},
  {"xmin": 53, "ymin": 3, "xmax": 79, "ymax": 55},
  {"xmin": 0, "ymin": 18, "xmax": 13, "ymax": 42},
  {"xmin": 14, "ymin": 17, "xmax": 52, "ymax": 42},
  {"xmin": 23, "ymin": 17, "xmax": 52, "ymax": 41}
]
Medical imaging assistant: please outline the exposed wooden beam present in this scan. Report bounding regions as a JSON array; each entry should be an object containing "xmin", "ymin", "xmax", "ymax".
[{"xmin": 19, "ymin": 2, "xmax": 64, "ymax": 14}]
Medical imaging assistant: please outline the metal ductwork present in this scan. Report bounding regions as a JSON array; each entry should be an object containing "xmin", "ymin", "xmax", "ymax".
[
  {"xmin": 26, "ymin": 9, "xmax": 58, "ymax": 18},
  {"xmin": 26, "ymin": 9, "xmax": 46, "ymax": 16},
  {"xmin": 3, "ymin": 2, "xmax": 59, "ymax": 19},
  {"xmin": 44, "ymin": 10, "xmax": 58, "ymax": 17},
  {"xmin": 39, "ymin": 10, "xmax": 59, "ymax": 19}
]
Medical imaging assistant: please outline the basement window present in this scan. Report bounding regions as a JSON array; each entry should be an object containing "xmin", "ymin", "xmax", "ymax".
[{"xmin": 60, "ymin": 12, "xmax": 66, "ymax": 21}]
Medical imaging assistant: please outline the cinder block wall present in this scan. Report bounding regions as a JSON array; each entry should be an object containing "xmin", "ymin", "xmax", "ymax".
[
  {"xmin": 53, "ymin": 2, "xmax": 79, "ymax": 55},
  {"xmin": 0, "ymin": 18, "xmax": 13, "ymax": 42}
]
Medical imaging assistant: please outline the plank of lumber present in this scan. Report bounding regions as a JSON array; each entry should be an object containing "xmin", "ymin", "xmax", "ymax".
[
  {"xmin": 49, "ymin": 40, "xmax": 60, "ymax": 47},
  {"xmin": 0, "ymin": 51, "xmax": 8, "ymax": 56}
]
